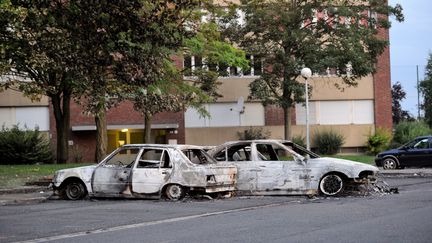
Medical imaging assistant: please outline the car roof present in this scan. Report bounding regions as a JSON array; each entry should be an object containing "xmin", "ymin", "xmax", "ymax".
[
  {"xmin": 121, "ymin": 144, "xmax": 204, "ymax": 150},
  {"xmin": 415, "ymin": 135, "xmax": 432, "ymax": 139}
]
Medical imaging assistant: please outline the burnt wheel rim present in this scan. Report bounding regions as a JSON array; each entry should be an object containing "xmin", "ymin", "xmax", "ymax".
[
  {"xmin": 383, "ymin": 159, "xmax": 397, "ymax": 170},
  {"xmin": 320, "ymin": 174, "xmax": 343, "ymax": 196},
  {"xmin": 166, "ymin": 185, "xmax": 183, "ymax": 200},
  {"xmin": 66, "ymin": 183, "xmax": 84, "ymax": 200}
]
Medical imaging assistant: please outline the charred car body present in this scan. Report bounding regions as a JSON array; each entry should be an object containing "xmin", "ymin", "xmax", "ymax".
[
  {"xmin": 51, "ymin": 144, "xmax": 237, "ymax": 200},
  {"xmin": 207, "ymin": 140, "xmax": 379, "ymax": 196}
]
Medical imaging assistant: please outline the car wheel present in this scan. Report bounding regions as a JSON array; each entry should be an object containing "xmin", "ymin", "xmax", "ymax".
[
  {"xmin": 165, "ymin": 184, "xmax": 186, "ymax": 201},
  {"xmin": 65, "ymin": 181, "xmax": 87, "ymax": 200},
  {"xmin": 382, "ymin": 158, "xmax": 398, "ymax": 170},
  {"xmin": 319, "ymin": 174, "xmax": 344, "ymax": 196}
]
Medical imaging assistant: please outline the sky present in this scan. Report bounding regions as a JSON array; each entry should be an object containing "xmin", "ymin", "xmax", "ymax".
[{"xmin": 389, "ymin": 0, "xmax": 432, "ymax": 118}]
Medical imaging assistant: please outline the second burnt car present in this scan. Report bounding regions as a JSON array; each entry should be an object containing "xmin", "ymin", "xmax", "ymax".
[
  {"xmin": 207, "ymin": 140, "xmax": 379, "ymax": 196},
  {"xmin": 51, "ymin": 144, "xmax": 237, "ymax": 200}
]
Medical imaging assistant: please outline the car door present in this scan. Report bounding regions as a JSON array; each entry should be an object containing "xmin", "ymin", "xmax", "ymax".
[
  {"xmin": 131, "ymin": 148, "xmax": 171, "ymax": 194},
  {"xmin": 399, "ymin": 138, "xmax": 430, "ymax": 167},
  {"xmin": 426, "ymin": 138, "xmax": 432, "ymax": 167},
  {"xmin": 213, "ymin": 143, "xmax": 258, "ymax": 191},
  {"xmin": 92, "ymin": 147, "xmax": 140, "ymax": 195},
  {"xmin": 254, "ymin": 142, "xmax": 308, "ymax": 192}
]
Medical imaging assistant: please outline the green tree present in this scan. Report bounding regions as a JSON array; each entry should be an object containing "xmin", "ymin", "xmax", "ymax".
[
  {"xmin": 56, "ymin": 1, "xmax": 204, "ymax": 162},
  {"xmin": 1, "ymin": 1, "xmax": 206, "ymax": 162},
  {"xmin": 132, "ymin": 16, "xmax": 248, "ymax": 143},
  {"xmin": 220, "ymin": 0, "xmax": 403, "ymax": 139},
  {"xmin": 392, "ymin": 81, "xmax": 413, "ymax": 124},
  {"xmin": 420, "ymin": 53, "xmax": 432, "ymax": 127},
  {"xmin": 0, "ymin": 0, "xmax": 79, "ymax": 163}
]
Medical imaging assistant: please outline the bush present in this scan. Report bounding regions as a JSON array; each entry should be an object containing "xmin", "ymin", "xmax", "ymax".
[
  {"xmin": 237, "ymin": 127, "xmax": 270, "ymax": 140},
  {"xmin": 291, "ymin": 135, "xmax": 306, "ymax": 148},
  {"xmin": 312, "ymin": 129, "xmax": 345, "ymax": 155},
  {"xmin": 392, "ymin": 121, "xmax": 432, "ymax": 147},
  {"xmin": 0, "ymin": 125, "xmax": 53, "ymax": 165},
  {"xmin": 366, "ymin": 128, "xmax": 392, "ymax": 155}
]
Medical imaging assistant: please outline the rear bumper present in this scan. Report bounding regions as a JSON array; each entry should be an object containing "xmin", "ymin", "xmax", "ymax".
[{"xmin": 205, "ymin": 185, "xmax": 236, "ymax": 193}]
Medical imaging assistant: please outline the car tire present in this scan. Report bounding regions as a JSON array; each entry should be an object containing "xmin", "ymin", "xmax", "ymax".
[
  {"xmin": 65, "ymin": 181, "xmax": 87, "ymax": 200},
  {"xmin": 319, "ymin": 174, "xmax": 345, "ymax": 196},
  {"xmin": 165, "ymin": 184, "xmax": 186, "ymax": 201},
  {"xmin": 382, "ymin": 158, "xmax": 398, "ymax": 170}
]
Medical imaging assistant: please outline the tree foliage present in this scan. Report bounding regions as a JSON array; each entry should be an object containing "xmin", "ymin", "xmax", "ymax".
[
  {"xmin": 366, "ymin": 127, "xmax": 392, "ymax": 155},
  {"xmin": 392, "ymin": 121, "xmax": 432, "ymax": 148},
  {"xmin": 132, "ymin": 11, "xmax": 248, "ymax": 143},
  {"xmin": 0, "ymin": 125, "xmax": 52, "ymax": 165},
  {"xmin": 0, "ymin": 0, "xmax": 81, "ymax": 163},
  {"xmin": 1, "ymin": 0, "xmax": 212, "ymax": 162},
  {"xmin": 237, "ymin": 127, "xmax": 271, "ymax": 140},
  {"xmin": 219, "ymin": 0, "xmax": 403, "ymax": 139},
  {"xmin": 420, "ymin": 53, "xmax": 432, "ymax": 127},
  {"xmin": 312, "ymin": 129, "xmax": 345, "ymax": 155},
  {"xmin": 391, "ymin": 81, "xmax": 413, "ymax": 124}
]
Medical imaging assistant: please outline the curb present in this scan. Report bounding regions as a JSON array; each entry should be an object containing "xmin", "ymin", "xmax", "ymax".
[
  {"xmin": 380, "ymin": 172, "xmax": 432, "ymax": 178},
  {"xmin": 0, "ymin": 196, "xmax": 48, "ymax": 206},
  {"xmin": 0, "ymin": 186, "xmax": 48, "ymax": 195}
]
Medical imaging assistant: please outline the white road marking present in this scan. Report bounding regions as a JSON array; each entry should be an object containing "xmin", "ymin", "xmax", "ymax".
[{"xmin": 13, "ymin": 201, "xmax": 296, "ymax": 243}]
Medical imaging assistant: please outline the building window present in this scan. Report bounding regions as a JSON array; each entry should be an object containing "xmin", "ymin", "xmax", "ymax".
[
  {"xmin": 185, "ymin": 103, "xmax": 265, "ymax": 128},
  {"xmin": 295, "ymin": 100, "xmax": 374, "ymax": 125},
  {"xmin": 183, "ymin": 55, "xmax": 263, "ymax": 77}
]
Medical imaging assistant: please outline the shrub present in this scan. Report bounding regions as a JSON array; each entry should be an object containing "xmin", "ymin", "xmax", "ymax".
[
  {"xmin": 312, "ymin": 129, "xmax": 345, "ymax": 155},
  {"xmin": 392, "ymin": 121, "xmax": 432, "ymax": 147},
  {"xmin": 366, "ymin": 128, "xmax": 392, "ymax": 155},
  {"xmin": 237, "ymin": 127, "xmax": 270, "ymax": 140},
  {"xmin": 0, "ymin": 125, "xmax": 53, "ymax": 165},
  {"xmin": 291, "ymin": 135, "xmax": 306, "ymax": 148}
]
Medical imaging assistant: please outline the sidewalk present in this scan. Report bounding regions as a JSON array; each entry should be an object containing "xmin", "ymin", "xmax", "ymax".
[
  {"xmin": 1, "ymin": 168, "xmax": 432, "ymax": 206},
  {"xmin": 0, "ymin": 186, "xmax": 52, "ymax": 206},
  {"xmin": 379, "ymin": 168, "xmax": 432, "ymax": 177}
]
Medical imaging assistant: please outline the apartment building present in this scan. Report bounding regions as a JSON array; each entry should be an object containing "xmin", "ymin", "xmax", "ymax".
[{"xmin": 0, "ymin": 2, "xmax": 392, "ymax": 162}]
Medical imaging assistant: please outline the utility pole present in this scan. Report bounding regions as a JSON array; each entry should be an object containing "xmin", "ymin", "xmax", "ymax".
[{"xmin": 417, "ymin": 65, "xmax": 420, "ymax": 118}]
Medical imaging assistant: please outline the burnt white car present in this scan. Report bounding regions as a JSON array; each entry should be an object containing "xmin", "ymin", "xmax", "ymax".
[
  {"xmin": 51, "ymin": 144, "xmax": 237, "ymax": 200},
  {"xmin": 207, "ymin": 140, "xmax": 379, "ymax": 196}
]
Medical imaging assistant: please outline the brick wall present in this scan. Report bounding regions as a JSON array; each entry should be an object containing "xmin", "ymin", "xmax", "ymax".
[
  {"xmin": 264, "ymin": 105, "xmax": 296, "ymax": 126},
  {"xmin": 50, "ymin": 100, "xmax": 185, "ymax": 163},
  {"xmin": 373, "ymin": 17, "xmax": 393, "ymax": 130}
]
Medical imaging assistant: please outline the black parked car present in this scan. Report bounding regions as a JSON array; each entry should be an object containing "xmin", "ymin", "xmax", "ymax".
[{"xmin": 375, "ymin": 136, "xmax": 432, "ymax": 170}]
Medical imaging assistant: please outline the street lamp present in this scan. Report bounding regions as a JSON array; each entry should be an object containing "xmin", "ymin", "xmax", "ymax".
[{"xmin": 301, "ymin": 67, "xmax": 312, "ymax": 150}]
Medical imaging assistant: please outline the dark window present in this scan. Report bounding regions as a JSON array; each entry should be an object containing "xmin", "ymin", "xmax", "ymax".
[
  {"xmin": 105, "ymin": 148, "xmax": 140, "ymax": 167},
  {"xmin": 184, "ymin": 55, "xmax": 192, "ymax": 76}
]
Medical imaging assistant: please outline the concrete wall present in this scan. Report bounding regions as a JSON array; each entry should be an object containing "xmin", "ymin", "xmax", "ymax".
[{"xmin": 186, "ymin": 124, "xmax": 373, "ymax": 148}]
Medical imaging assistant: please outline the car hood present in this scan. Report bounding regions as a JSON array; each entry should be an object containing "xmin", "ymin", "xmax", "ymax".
[
  {"xmin": 56, "ymin": 165, "xmax": 97, "ymax": 175},
  {"xmin": 53, "ymin": 165, "xmax": 97, "ymax": 184},
  {"xmin": 378, "ymin": 148, "xmax": 400, "ymax": 156},
  {"xmin": 308, "ymin": 157, "xmax": 379, "ymax": 172}
]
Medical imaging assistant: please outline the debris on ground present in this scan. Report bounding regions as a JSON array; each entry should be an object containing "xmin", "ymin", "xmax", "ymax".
[{"xmin": 343, "ymin": 177, "xmax": 399, "ymax": 197}]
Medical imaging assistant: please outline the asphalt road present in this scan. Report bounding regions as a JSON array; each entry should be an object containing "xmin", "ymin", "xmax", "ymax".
[{"xmin": 1, "ymin": 177, "xmax": 432, "ymax": 243}]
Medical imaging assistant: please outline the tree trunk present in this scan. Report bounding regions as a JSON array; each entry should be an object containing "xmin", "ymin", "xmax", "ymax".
[
  {"xmin": 51, "ymin": 92, "xmax": 71, "ymax": 164},
  {"xmin": 144, "ymin": 112, "xmax": 152, "ymax": 143},
  {"xmin": 283, "ymin": 106, "xmax": 292, "ymax": 140},
  {"xmin": 95, "ymin": 109, "xmax": 108, "ymax": 163}
]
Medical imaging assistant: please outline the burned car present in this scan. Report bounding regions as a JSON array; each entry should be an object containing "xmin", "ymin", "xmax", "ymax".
[
  {"xmin": 51, "ymin": 144, "xmax": 237, "ymax": 200},
  {"xmin": 207, "ymin": 140, "xmax": 379, "ymax": 196}
]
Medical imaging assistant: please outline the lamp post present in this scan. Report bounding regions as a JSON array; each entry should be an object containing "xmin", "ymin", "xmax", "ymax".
[{"xmin": 301, "ymin": 67, "xmax": 312, "ymax": 150}]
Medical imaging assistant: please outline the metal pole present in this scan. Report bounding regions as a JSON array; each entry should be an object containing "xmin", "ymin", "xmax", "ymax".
[
  {"xmin": 305, "ymin": 78, "xmax": 310, "ymax": 150},
  {"xmin": 417, "ymin": 65, "xmax": 420, "ymax": 118}
]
